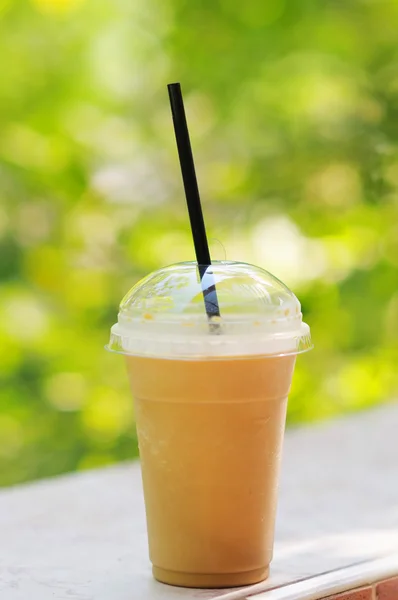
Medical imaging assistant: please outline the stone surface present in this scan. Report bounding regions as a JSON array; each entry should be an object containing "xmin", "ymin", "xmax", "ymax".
[
  {"xmin": 234, "ymin": 555, "xmax": 398, "ymax": 600},
  {"xmin": 0, "ymin": 403, "xmax": 398, "ymax": 599},
  {"xmin": 324, "ymin": 587, "xmax": 373, "ymax": 600}
]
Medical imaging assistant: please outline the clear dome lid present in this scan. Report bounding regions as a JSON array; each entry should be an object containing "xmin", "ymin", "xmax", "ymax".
[{"xmin": 108, "ymin": 261, "xmax": 312, "ymax": 359}]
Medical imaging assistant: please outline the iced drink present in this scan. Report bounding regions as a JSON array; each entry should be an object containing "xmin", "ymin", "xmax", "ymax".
[
  {"xmin": 126, "ymin": 353, "xmax": 295, "ymax": 587},
  {"xmin": 108, "ymin": 261, "xmax": 311, "ymax": 588}
]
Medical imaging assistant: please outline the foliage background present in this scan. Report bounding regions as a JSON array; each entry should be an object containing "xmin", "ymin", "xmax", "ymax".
[{"xmin": 1, "ymin": 0, "xmax": 397, "ymax": 486}]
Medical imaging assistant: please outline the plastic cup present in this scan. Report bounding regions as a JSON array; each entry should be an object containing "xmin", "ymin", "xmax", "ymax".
[{"xmin": 107, "ymin": 261, "xmax": 312, "ymax": 589}]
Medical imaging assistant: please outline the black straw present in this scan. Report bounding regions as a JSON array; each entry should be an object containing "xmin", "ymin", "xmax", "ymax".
[{"xmin": 167, "ymin": 82, "xmax": 220, "ymax": 319}]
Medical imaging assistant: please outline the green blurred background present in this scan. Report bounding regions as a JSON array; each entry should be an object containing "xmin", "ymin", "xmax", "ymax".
[{"xmin": 1, "ymin": 0, "xmax": 398, "ymax": 487}]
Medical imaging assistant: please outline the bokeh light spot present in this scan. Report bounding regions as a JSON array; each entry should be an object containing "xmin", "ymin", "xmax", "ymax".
[
  {"xmin": 3, "ymin": 294, "xmax": 49, "ymax": 343},
  {"xmin": 44, "ymin": 372, "xmax": 87, "ymax": 411},
  {"xmin": 81, "ymin": 387, "xmax": 133, "ymax": 442}
]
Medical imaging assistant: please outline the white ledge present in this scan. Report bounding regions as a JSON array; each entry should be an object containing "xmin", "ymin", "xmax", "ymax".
[{"xmin": 0, "ymin": 402, "xmax": 397, "ymax": 600}]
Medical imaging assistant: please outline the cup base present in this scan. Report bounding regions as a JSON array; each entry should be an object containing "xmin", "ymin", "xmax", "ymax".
[{"xmin": 152, "ymin": 565, "xmax": 269, "ymax": 588}]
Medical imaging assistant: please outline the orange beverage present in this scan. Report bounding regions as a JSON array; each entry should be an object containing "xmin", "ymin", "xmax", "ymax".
[
  {"xmin": 126, "ymin": 353, "xmax": 296, "ymax": 588},
  {"xmin": 108, "ymin": 261, "xmax": 312, "ymax": 588}
]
